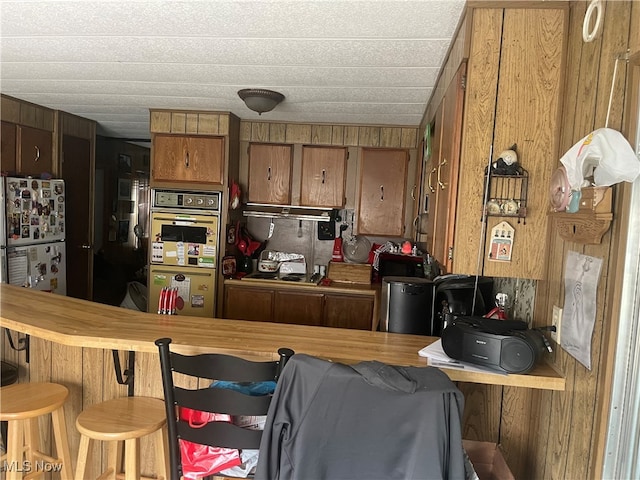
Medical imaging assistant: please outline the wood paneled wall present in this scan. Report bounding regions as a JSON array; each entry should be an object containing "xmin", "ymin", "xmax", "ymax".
[{"xmin": 458, "ymin": 2, "xmax": 639, "ymax": 479}]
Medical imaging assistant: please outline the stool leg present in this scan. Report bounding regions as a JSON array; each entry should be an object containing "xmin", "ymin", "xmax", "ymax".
[
  {"xmin": 123, "ymin": 438, "xmax": 139, "ymax": 480},
  {"xmin": 6, "ymin": 420, "xmax": 24, "ymax": 480},
  {"xmin": 23, "ymin": 417, "xmax": 40, "ymax": 466},
  {"xmin": 152, "ymin": 426, "xmax": 168, "ymax": 480},
  {"xmin": 1, "ymin": 420, "xmax": 7, "ymax": 447},
  {"xmin": 107, "ymin": 441, "xmax": 119, "ymax": 480},
  {"xmin": 51, "ymin": 406, "xmax": 74, "ymax": 479},
  {"xmin": 74, "ymin": 435, "xmax": 90, "ymax": 480}
]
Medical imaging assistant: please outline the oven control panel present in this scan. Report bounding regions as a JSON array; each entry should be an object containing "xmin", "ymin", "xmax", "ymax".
[{"xmin": 152, "ymin": 189, "xmax": 220, "ymax": 211}]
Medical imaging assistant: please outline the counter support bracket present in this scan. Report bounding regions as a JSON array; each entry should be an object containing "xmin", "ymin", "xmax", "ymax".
[
  {"xmin": 112, "ymin": 350, "xmax": 135, "ymax": 396},
  {"xmin": 5, "ymin": 329, "xmax": 29, "ymax": 363}
]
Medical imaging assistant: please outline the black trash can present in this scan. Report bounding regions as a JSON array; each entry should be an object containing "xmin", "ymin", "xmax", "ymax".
[{"xmin": 380, "ymin": 277, "xmax": 435, "ymax": 335}]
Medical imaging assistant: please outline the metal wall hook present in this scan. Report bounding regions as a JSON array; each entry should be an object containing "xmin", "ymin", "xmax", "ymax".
[
  {"xmin": 112, "ymin": 350, "xmax": 135, "ymax": 396},
  {"xmin": 5, "ymin": 329, "xmax": 30, "ymax": 363}
]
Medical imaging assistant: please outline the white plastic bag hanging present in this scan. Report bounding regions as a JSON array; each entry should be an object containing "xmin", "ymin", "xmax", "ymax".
[{"xmin": 559, "ymin": 128, "xmax": 640, "ymax": 190}]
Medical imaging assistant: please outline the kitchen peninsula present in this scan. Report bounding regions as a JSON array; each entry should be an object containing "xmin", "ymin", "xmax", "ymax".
[
  {"xmin": 1, "ymin": 284, "xmax": 563, "ymax": 389},
  {"xmin": 0, "ymin": 283, "xmax": 563, "ymax": 476}
]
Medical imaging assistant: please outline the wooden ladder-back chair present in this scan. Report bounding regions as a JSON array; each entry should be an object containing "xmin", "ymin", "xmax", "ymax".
[{"xmin": 155, "ymin": 338, "xmax": 294, "ymax": 480}]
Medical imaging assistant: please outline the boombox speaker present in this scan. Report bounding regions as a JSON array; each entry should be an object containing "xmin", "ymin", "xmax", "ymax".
[{"xmin": 441, "ymin": 316, "xmax": 546, "ymax": 374}]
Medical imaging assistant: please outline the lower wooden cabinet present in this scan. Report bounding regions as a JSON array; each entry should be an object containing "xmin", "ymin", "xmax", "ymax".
[
  {"xmin": 323, "ymin": 294, "xmax": 374, "ymax": 330},
  {"xmin": 274, "ymin": 291, "xmax": 324, "ymax": 326},
  {"xmin": 224, "ymin": 285, "xmax": 274, "ymax": 322},
  {"xmin": 223, "ymin": 283, "xmax": 375, "ymax": 330}
]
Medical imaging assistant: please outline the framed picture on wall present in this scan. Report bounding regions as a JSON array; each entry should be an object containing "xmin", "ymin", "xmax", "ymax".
[
  {"xmin": 118, "ymin": 154, "xmax": 132, "ymax": 173},
  {"xmin": 118, "ymin": 178, "xmax": 131, "ymax": 200}
]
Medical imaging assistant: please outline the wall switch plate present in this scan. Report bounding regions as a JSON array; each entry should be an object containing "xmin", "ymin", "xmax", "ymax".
[{"xmin": 552, "ymin": 305, "xmax": 563, "ymax": 344}]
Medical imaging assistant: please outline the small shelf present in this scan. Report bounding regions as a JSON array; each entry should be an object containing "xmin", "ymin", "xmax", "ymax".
[
  {"xmin": 549, "ymin": 186, "xmax": 613, "ymax": 244},
  {"xmin": 483, "ymin": 170, "xmax": 529, "ymax": 223}
]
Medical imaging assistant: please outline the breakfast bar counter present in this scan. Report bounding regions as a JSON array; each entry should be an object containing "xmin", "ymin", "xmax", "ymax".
[{"xmin": 0, "ymin": 284, "xmax": 564, "ymax": 391}]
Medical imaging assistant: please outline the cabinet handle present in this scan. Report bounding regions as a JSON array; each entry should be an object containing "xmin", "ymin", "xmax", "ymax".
[
  {"xmin": 437, "ymin": 158, "xmax": 448, "ymax": 190},
  {"xmin": 428, "ymin": 167, "xmax": 436, "ymax": 193},
  {"xmin": 268, "ymin": 166, "xmax": 271, "ymax": 181},
  {"xmin": 185, "ymin": 151, "xmax": 190, "ymax": 168},
  {"xmin": 380, "ymin": 185, "xmax": 384, "ymax": 201},
  {"xmin": 34, "ymin": 146, "xmax": 40, "ymax": 162},
  {"xmin": 411, "ymin": 184, "xmax": 416, "ymax": 200},
  {"xmin": 322, "ymin": 169, "xmax": 326, "ymax": 184}
]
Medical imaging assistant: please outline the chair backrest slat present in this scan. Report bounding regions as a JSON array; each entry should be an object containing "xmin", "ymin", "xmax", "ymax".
[
  {"xmin": 175, "ymin": 386, "xmax": 273, "ymax": 416},
  {"xmin": 177, "ymin": 420, "xmax": 264, "ymax": 450},
  {"xmin": 171, "ymin": 351, "xmax": 280, "ymax": 381}
]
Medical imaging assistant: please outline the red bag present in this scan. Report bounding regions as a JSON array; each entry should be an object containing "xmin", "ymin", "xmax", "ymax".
[{"xmin": 178, "ymin": 407, "xmax": 242, "ymax": 479}]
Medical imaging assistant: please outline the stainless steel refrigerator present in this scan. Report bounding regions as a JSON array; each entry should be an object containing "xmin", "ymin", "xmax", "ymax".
[{"xmin": 1, "ymin": 176, "xmax": 66, "ymax": 294}]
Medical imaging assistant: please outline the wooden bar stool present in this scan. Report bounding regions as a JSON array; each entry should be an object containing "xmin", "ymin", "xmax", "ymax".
[
  {"xmin": 74, "ymin": 397, "xmax": 167, "ymax": 480},
  {"xmin": 0, "ymin": 382, "xmax": 74, "ymax": 480}
]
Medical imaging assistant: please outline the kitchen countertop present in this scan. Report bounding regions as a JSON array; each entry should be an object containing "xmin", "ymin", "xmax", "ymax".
[
  {"xmin": 0, "ymin": 284, "xmax": 564, "ymax": 390},
  {"xmin": 224, "ymin": 277, "xmax": 380, "ymax": 295}
]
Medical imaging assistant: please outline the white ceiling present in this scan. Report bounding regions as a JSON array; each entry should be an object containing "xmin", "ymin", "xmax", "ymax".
[{"xmin": 0, "ymin": 0, "xmax": 466, "ymax": 141}]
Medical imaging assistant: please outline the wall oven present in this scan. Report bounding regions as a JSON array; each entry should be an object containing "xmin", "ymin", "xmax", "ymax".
[{"xmin": 148, "ymin": 189, "xmax": 221, "ymax": 317}]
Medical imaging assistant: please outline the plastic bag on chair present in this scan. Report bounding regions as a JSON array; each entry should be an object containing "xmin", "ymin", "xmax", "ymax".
[{"xmin": 178, "ymin": 407, "xmax": 242, "ymax": 479}]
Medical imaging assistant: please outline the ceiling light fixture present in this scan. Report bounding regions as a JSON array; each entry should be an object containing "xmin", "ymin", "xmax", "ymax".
[{"xmin": 238, "ymin": 88, "xmax": 285, "ymax": 115}]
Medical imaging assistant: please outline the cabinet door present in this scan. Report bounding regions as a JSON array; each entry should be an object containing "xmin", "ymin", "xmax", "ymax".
[
  {"xmin": 453, "ymin": 8, "xmax": 564, "ymax": 279},
  {"xmin": 358, "ymin": 148, "xmax": 408, "ymax": 236},
  {"xmin": 223, "ymin": 285, "xmax": 273, "ymax": 322},
  {"xmin": 152, "ymin": 134, "xmax": 224, "ymax": 185},
  {"xmin": 433, "ymin": 62, "xmax": 466, "ymax": 273},
  {"xmin": 323, "ymin": 294, "xmax": 373, "ymax": 330},
  {"xmin": 300, "ymin": 146, "xmax": 347, "ymax": 207},
  {"xmin": 1, "ymin": 121, "xmax": 17, "ymax": 173},
  {"xmin": 423, "ymin": 103, "xmax": 444, "ymax": 256},
  {"xmin": 17, "ymin": 125, "xmax": 53, "ymax": 176},
  {"xmin": 248, "ymin": 144, "xmax": 292, "ymax": 204},
  {"xmin": 273, "ymin": 291, "xmax": 324, "ymax": 326}
]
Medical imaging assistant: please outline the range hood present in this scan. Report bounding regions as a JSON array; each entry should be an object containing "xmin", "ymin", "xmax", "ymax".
[{"xmin": 243, "ymin": 203, "xmax": 333, "ymax": 222}]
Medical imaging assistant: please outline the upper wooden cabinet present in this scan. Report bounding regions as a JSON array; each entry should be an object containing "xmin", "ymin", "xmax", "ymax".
[
  {"xmin": 357, "ymin": 148, "xmax": 408, "ymax": 237},
  {"xmin": 300, "ymin": 146, "xmax": 347, "ymax": 208},
  {"xmin": 1, "ymin": 95, "xmax": 57, "ymax": 177},
  {"xmin": 152, "ymin": 134, "xmax": 224, "ymax": 185},
  {"xmin": 420, "ymin": 63, "xmax": 466, "ymax": 274},
  {"xmin": 149, "ymin": 110, "xmax": 240, "ymax": 192},
  {"xmin": 247, "ymin": 143, "xmax": 293, "ymax": 205},
  {"xmin": 422, "ymin": 6, "xmax": 567, "ymax": 279},
  {"xmin": 1, "ymin": 121, "xmax": 17, "ymax": 173},
  {"xmin": 17, "ymin": 125, "xmax": 54, "ymax": 177}
]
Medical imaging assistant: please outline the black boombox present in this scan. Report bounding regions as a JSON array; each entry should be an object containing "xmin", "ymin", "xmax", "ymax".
[{"xmin": 441, "ymin": 316, "xmax": 547, "ymax": 374}]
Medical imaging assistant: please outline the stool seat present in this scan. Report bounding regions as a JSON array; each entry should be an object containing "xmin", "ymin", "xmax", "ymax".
[
  {"xmin": 75, "ymin": 397, "xmax": 167, "ymax": 480},
  {"xmin": 0, "ymin": 382, "xmax": 68, "ymax": 420},
  {"xmin": 76, "ymin": 397, "xmax": 166, "ymax": 440},
  {"xmin": 0, "ymin": 382, "xmax": 73, "ymax": 480}
]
